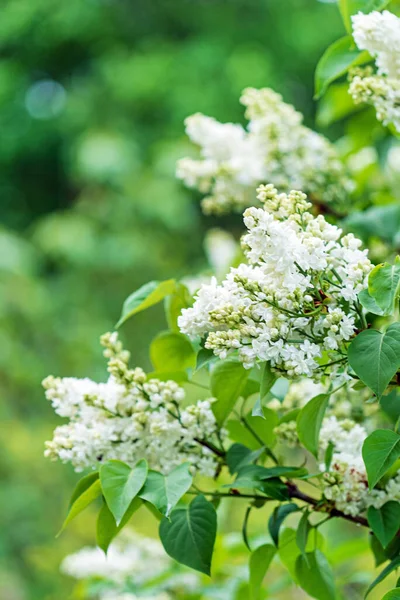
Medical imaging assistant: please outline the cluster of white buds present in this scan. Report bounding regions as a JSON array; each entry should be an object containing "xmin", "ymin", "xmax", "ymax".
[
  {"xmin": 350, "ymin": 11, "xmax": 400, "ymax": 132},
  {"xmin": 177, "ymin": 87, "xmax": 352, "ymax": 214},
  {"xmin": 44, "ymin": 332, "xmax": 225, "ymax": 476},
  {"xmin": 61, "ymin": 530, "xmax": 200, "ymax": 599},
  {"xmin": 179, "ymin": 185, "xmax": 372, "ymax": 378}
]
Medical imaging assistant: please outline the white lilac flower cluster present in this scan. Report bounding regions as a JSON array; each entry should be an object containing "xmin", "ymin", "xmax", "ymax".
[
  {"xmin": 61, "ymin": 531, "xmax": 200, "ymax": 600},
  {"xmin": 176, "ymin": 87, "xmax": 352, "ymax": 215},
  {"xmin": 178, "ymin": 185, "xmax": 372, "ymax": 378},
  {"xmin": 44, "ymin": 332, "xmax": 224, "ymax": 476},
  {"xmin": 350, "ymin": 10, "xmax": 400, "ymax": 132}
]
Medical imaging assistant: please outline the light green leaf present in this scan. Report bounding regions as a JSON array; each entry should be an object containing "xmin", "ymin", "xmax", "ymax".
[
  {"xmin": 260, "ymin": 361, "xmax": 277, "ymax": 402},
  {"xmin": 366, "ymin": 556, "xmax": 400, "ymax": 597},
  {"xmin": 150, "ymin": 331, "xmax": 196, "ymax": 372},
  {"xmin": 316, "ymin": 82, "xmax": 360, "ymax": 128},
  {"xmin": 279, "ymin": 528, "xmax": 325, "ymax": 583},
  {"xmin": 139, "ymin": 464, "xmax": 193, "ymax": 517},
  {"xmin": 315, "ymin": 36, "xmax": 370, "ymax": 98},
  {"xmin": 297, "ymin": 394, "xmax": 330, "ymax": 457},
  {"xmin": 295, "ymin": 550, "xmax": 336, "ymax": 600},
  {"xmin": 367, "ymin": 501, "xmax": 400, "ymax": 548},
  {"xmin": 368, "ymin": 257, "xmax": 400, "ymax": 316},
  {"xmin": 339, "ymin": 0, "xmax": 390, "ymax": 33},
  {"xmin": 59, "ymin": 474, "xmax": 101, "ymax": 535},
  {"xmin": 249, "ymin": 544, "xmax": 276, "ymax": 600},
  {"xmin": 358, "ymin": 289, "xmax": 385, "ymax": 316},
  {"xmin": 210, "ymin": 358, "xmax": 249, "ymax": 425},
  {"xmin": 100, "ymin": 460, "xmax": 148, "ymax": 525},
  {"xmin": 164, "ymin": 282, "xmax": 192, "ymax": 332},
  {"xmin": 116, "ymin": 279, "xmax": 176, "ymax": 327},
  {"xmin": 362, "ymin": 430, "xmax": 400, "ymax": 488},
  {"xmin": 159, "ymin": 495, "xmax": 217, "ymax": 575},
  {"xmin": 96, "ymin": 496, "xmax": 142, "ymax": 553},
  {"xmin": 382, "ymin": 590, "xmax": 400, "ymax": 600},
  {"xmin": 348, "ymin": 324, "xmax": 400, "ymax": 398}
]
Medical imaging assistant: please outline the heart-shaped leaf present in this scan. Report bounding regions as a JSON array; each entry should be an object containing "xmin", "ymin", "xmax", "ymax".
[
  {"xmin": 297, "ymin": 395, "xmax": 330, "ymax": 457},
  {"xmin": 367, "ymin": 501, "xmax": 400, "ymax": 548},
  {"xmin": 348, "ymin": 324, "xmax": 400, "ymax": 398},
  {"xmin": 100, "ymin": 459, "xmax": 148, "ymax": 525},
  {"xmin": 159, "ymin": 495, "xmax": 217, "ymax": 575},
  {"xmin": 362, "ymin": 430, "xmax": 400, "ymax": 489},
  {"xmin": 139, "ymin": 463, "xmax": 193, "ymax": 517}
]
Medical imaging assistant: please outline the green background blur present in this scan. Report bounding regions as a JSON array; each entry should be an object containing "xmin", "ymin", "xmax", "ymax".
[{"xmin": 0, "ymin": 1, "xmax": 345, "ymax": 598}]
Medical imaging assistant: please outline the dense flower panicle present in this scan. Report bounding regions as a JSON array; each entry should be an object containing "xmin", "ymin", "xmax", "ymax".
[
  {"xmin": 350, "ymin": 11, "xmax": 400, "ymax": 132},
  {"xmin": 176, "ymin": 88, "xmax": 352, "ymax": 214},
  {"xmin": 179, "ymin": 185, "xmax": 372, "ymax": 378},
  {"xmin": 44, "ymin": 332, "xmax": 224, "ymax": 475},
  {"xmin": 61, "ymin": 531, "xmax": 200, "ymax": 599}
]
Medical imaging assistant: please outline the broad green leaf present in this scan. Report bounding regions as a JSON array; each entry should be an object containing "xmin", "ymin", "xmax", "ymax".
[
  {"xmin": 295, "ymin": 550, "xmax": 336, "ymax": 600},
  {"xmin": 100, "ymin": 460, "xmax": 148, "ymax": 525},
  {"xmin": 339, "ymin": 0, "xmax": 390, "ymax": 33},
  {"xmin": 260, "ymin": 362, "xmax": 277, "ymax": 402},
  {"xmin": 381, "ymin": 389, "xmax": 400, "ymax": 422},
  {"xmin": 279, "ymin": 528, "xmax": 325, "ymax": 583},
  {"xmin": 268, "ymin": 503, "xmax": 299, "ymax": 546},
  {"xmin": 116, "ymin": 279, "xmax": 176, "ymax": 327},
  {"xmin": 159, "ymin": 495, "xmax": 217, "ymax": 575},
  {"xmin": 366, "ymin": 555, "xmax": 400, "ymax": 597},
  {"xmin": 316, "ymin": 81, "xmax": 362, "ymax": 127},
  {"xmin": 164, "ymin": 282, "xmax": 192, "ymax": 332},
  {"xmin": 139, "ymin": 464, "xmax": 193, "ymax": 517},
  {"xmin": 195, "ymin": 348, "xmax": 217, "ymax": 372},
  {"xmin": 210, "ymin": 358, "xmax": 249, "ymax": 425},
  {"xmin": 382, "ymin": 591, "xmax": 400, "ymax": 600},
  {"xmin": 150, "ymin": 331, "xmax": 196, "ymax": 372},
  {"xmin": 245, "ymin": 409, "xmax": 279, "ymax": 448},
  {"xmin": 227, "ymin": 467, "xmax": 289, "ymax": 500},
  {"xmin": 297, "ymin": 394, "xmax": 330, "ymax": 457},
  {"xmin": 59, "ymin": 475, "xmax": 101, "ymax": 535},
  {"xmin": 226, "ymin": 420, "xmax": 261, "ymax": 450},
  {"xmin": 362, "ymin": 430, "xmax": 400, "ymax": 488},
  {"xmin": 359, "ymin": 289, "xmax": 385, "ymax": 316},
  {"xmin": 226, "ymin": 443, "xmax": 255, "ymax": 475},
  {"xmin": 348, "ymin": 324, "xmax": 400, "ymax": 398},
  {"xmin": 367, "ymin": 501, "xmax": 400, "ymax": 548},
  {"xmin": 96, "ymin": 496, "xmax": 142, "ymax": 553},
  {"xmin": 368, "ymin": 258, "xmax": 400, "ymax": 316},
  {"xmin": 315, "ymin": 36, "xmax": 370, "ymax": 99},
  {"xmin": 249, "ymin": 544, "xmax": 276, "ymax": 600},
  {"xmin": 296, "ymin": 510, "xmax": 311, "ymax": 560}
]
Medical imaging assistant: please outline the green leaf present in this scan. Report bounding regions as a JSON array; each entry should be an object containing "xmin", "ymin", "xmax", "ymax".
[
  {"xmin": 295, "ymin": 550, "xmax": 336, "ymax": 600},
  {"xmin": 315, "ymin": 36, "xmax": 370, "ymax": 99},
  {"xmin": 348, "ymin": 324, "xmax": 400, "ymax": 398},
  {"xmin": 116, "ymin": 279, "xmax": 176, "ymax": 327},
  {"xmin": 279, "ymin": 528, "xmax": 325, "ymax": 583},
  {"xmin": 297, "ymin": 394, "xmax": 330, "ymax": 457},
  {"xmin": 358, "ymin": 289, "xmax": 385, "ymax": 316},
  {"xmin": 245, "ymin": 410, "xmax": 279, "ymax": 448},
  {"xmin": 210, "ymin": 358, "xmax": 249, "ymax": 425},
  {"xmin": 339, "ymin": 0, "xmax": 390, "ymax": 33},
  {"xmin": 227, "ymin": 467, "xmax": 289, "ymax": 500},
  {"xmin": 366, "ymin": 555, "xmax": 400, "ymax": 598},
  {"xmin": 159, "ymin": 495, "xmax": 217, "ymax": 575},
  {"xmin": 316, "ymin": 81, "xmax": 361, "ymax": 127},
  {"xmin": 346, "ymin": 203, "xmax": 400, "ymax": 246},
  {"xmin": 362, "ymin": 430, "xmax": 400, "ymax": 488},
  {"xmin": 249, "ymin": 544, "xmax": 276, "ymax": 600},
  {"xmin": 268, "ymin": 503, "xmax": 299, "ymax": 546},
  {"xmin": 96, "ymin": 496, "xmax": 142, "ymax": 553},
  {"xmin": 100, "ymin": 460, "xmax": 148, "ymax": 525},
  {"xmin": 139, "ymin": 464, "xmax": 193, "ymax": 517},
  {"xmin": 296, "ymin": 511, "xmax": 311, "ymax": 559},
  {"xmin": 150, "ymin": 331, "xmax": 196, "ymax": 372},
  {"xmin": 367, "ymin": 501, "xmax": 400, "ymax": 548},
  {"xmin": 368, "ymin": 258, "xmax": 400, "ymax": 316},
  {"xmin": 195, "ymin": 348, "xmax": 217, "ymax": 372},
  {"xmin": 59, "ymin": 475, "xmax": 101, "ymax": 535},
  {"xmin": 226, "ymin": 443, "xmax": 256, "ymax": 475},
  {"xmin": 381, "ymin": 389, "xmax": 400, "ymax": 422},
  {"xmin": 164, "ymin": 282, "xmax": 192, "ymax": 332},
  {"xmin": 260, "ymin": 362, "xmax": 277, "ymax": 402},
  {"xmin": 382, "ymin": 591, "xmax": 400, "ymax": 600}
]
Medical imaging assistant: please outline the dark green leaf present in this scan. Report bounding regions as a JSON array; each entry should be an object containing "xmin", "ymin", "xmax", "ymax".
[
  {"xmin": 315, "ymin": 36, "xmax": 370, "ymax": 98},
  {"xmin": 210, "ymin": 358, "xmax": 249, "ymax": 425},
  {"xmin": 295, "ymin": 550, "xmax": 336, "ymax": 600},
  {"xmin": 195, "ymin": 347, "xmax": 217, "ymax": 372},
  {"xmin": 100, "ymin": 459, "xmax": 148, "ymax": 525},
  {"xmin": 96, "ymin": 496, "xmax": 142, "ymax": 553},
  {"xmin": 362, "ymin": 430, "xmax": 400, "ymax": 488},
  {"xmin": 249, "ymin": 544, "xmax": 276, "ymax": 600},
  {"xmin": 59, "ymin": 475, "xmax": 101, "ymax": 535},
  {"xmin": 268, "ymin": 503, "xmax": 299, "ymax": 546},
  {"xmin": 260, "ymin": 362, "xmax": 277, "ymax": 402},
  {"xmin": 381, "ymin": 389, "xmax": 400, "ymax": 422},
  {"xmin": 226, "ymin": 443, "xmax": 256, "ymax": 475},
  {"xmin": 159, "ymin": 495, "xmax": 217, "ymax": 575},
  {"xmin": 150, "ymin": 331, "xmax": 195, "ymax": 372},
  {"xmin": 116, "ymin": 279, "xmax": 176, "ymax": 327},
  {"xmin": 366, "ymin": 555, "xmax": 400, "ymax": 598},
  {"xmin": 348, "ymin": 324, "xmax": 400, "ymax": 398},
  {"xmin": 296, "ymin": 511, "xmax": 311, "ymax": 559},
  {"xmin": 297, "ymin": 395, "xmax": 330, "ymax": 457},
  {"xmin": 382, "ymin": 590, "xmax": 400, "ymax": 599},
  {"xmin": 367, "ymin": 501, "xmax": 400, "ymax": 548}
]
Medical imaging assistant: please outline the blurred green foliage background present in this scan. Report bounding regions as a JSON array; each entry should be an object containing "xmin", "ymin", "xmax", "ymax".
[{"xmin": 0, "ymin": 1, "xmax": 350, "ymax": 598}]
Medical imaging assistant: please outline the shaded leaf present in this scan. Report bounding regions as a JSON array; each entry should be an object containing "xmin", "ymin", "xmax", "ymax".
[
  {"xmin": 249, "ymin": 544, "xmax": 276, "ymax": 600},
  {"xmin": 100, "ymin": 459, "xmax": 148, "ymax": 525},
  {"xmin": 362, "ymin": 430, "xmax": 400, "ymax": 488},
  {"xmin": 297, "ymin": 395, "xmax": 330, "ymax": 457}
]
